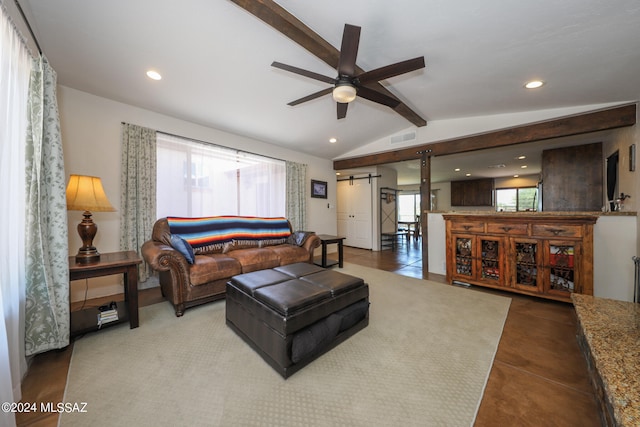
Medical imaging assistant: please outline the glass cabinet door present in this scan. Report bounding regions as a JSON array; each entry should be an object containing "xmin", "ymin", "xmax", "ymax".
[
  {"xmin": 512, "ymin": 239, "xmax": 542, "ymax": 292},
  {"xmin": 479, "ymin": 237, "xmax": 501, "ymax": 282},
  {"xmin": 454, "ymin": 236, "xmax": 473, "ymax": 278},
  {"xmin": 546, "ymin": 241, "xmax": 580, "ymax": 296}
]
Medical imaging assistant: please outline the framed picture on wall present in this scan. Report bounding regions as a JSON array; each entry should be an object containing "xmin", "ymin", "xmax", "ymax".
[{"xmin": 311, "ymin": 179, "xmax": 328, "ymax": 199}]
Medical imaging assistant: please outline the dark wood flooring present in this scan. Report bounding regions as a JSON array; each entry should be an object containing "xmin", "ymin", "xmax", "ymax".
[{"xmin": 16, "ymin": 239, "xmax": 600, "ymax": 426}]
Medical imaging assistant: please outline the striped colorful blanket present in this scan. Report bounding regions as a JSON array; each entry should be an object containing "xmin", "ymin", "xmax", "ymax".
[{"xmin": 166, "ymin": 216, "xmax": 291, "ymax": 253}]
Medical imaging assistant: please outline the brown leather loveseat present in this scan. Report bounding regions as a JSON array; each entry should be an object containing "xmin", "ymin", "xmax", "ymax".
[{"xmin": 141, "ymin": 216, "xmax": 320, "ymax": 316}]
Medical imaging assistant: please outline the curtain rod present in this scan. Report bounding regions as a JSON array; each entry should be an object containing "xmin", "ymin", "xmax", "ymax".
[
  {"xmin": 121, "ymin": 122, "xmax": 287, "ymax": 164},
  {"xmin": 14, "ymin": 0, "xmax": 42, "ymax": 54}
]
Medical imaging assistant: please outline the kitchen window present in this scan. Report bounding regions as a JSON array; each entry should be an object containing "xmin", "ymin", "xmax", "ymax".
[{"xmin": 495, "ymin": 187, "xmax": 538, "ymax": 212}]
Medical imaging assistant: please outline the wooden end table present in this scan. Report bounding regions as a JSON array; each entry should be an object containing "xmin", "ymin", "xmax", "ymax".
[
  {"xmin": 314, "ymin": 235, "xmax": 345, "ymax": 268},
  {"xmin": 69, "ymin": 250, "xmax": 142, "ymax": 336}
]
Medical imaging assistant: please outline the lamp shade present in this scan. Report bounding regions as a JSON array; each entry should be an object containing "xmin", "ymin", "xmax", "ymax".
[{"xmin": 66, "ymin": 175, "xmax": 116, "ymax": 212}]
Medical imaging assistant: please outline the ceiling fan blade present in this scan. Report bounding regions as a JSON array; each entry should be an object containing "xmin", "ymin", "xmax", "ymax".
[
  {"xmin": 358, "ymin": 57, "xmax": 425, "ymax": 85},
  {"xmin": 271, "ymin": 61, "xmax": 336, "ymax": 85},
  {"xmin": 337, "ymin": 24, "xmax": 361, "ymax": 76},
  {"xmin": 231, "ymin": 0, "xmax": 427, "ymax": 127},
  {"xmin": 337, "ymin": 102, "xmax": 348, "ymax": 119},
  {"xmin": 357, "ymin": 86, "xmax": 401, "ymax": 109},
  {"xmin": 288, "ymin": 87, "xmax": 333, "ymax": 106}
]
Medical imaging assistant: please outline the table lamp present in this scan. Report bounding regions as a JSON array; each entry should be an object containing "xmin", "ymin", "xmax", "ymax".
[{"xmin": 66, "ymin": 174, "xmax": 116, "ymax": 264}]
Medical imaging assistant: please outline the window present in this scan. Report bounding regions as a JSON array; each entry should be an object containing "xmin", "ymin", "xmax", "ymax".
[
  {"xmin": 398, "ymin": 192, "xmax": 421, "ymax": 221},
  {"xmin": 156, "ymin": 133, "xmax": 285, "ymax": 218},
  {"xmin": 495, "ymin": 187, "xmax": 538, "ymax": 212}
]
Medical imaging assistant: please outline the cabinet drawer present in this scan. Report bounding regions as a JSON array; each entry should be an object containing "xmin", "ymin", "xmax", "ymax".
[
  {"xmin": 450, "ymin": 221, "xmax": 484, "ymax": 233},
  {"xmin": 532, "ymin": 224, "xmax": 583, "ymax": 238},
  {"xmin": 486, "ymin": 222, "xmax": 528, "ymax": 236}
]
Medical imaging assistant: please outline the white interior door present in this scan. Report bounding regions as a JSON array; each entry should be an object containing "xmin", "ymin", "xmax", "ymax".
[
  {"xmin": 336, "ymin": 179, "xmax": 372, "ymax": 249},
  {"xmin": 351, "ymin": 181, "xmax": 372, "ymax": 248},
  {"xmin": 337, "ymin": 180, "xmax": 351, "ymax": 242}
]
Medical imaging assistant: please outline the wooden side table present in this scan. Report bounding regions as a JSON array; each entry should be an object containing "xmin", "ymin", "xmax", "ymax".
[
  {"xmin": 314, "ymin": 235, "xmax": 345, "ymax": 268},
  {"xmin": 69, "ymin": 250, "xmax": 142, "ymax": 336}
]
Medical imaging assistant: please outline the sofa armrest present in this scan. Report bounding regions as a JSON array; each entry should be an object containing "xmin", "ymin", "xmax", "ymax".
[
  {"xmin": 301, "ymin": 233, "xmax": 321, "ymax": 253},
  {"xmin": 141, "ymin": 240, "xmax": 189, "ymax": 271}
]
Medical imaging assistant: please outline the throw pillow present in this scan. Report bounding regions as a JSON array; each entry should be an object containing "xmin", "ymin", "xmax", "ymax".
[
  {"xmin": 170, "ymin": 235, "xmax": 195, "ymax": 264},
  {"xmin": 287, "ymin": 231, "xmax": 314, "ymax": 246}
]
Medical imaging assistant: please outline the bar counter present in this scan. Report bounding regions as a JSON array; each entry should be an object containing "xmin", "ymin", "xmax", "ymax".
[{"xmin": 572, "ymin": 294, "xmax": 639, "ymax": 426}]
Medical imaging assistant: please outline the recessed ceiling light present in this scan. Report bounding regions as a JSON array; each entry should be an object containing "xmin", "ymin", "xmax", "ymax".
[
  {"xmin": 329, "ymin": 138, "xmax": 337, "ymax": 143},
  {"xmin": 454, "ymin": 168, "xmax": 461, "ymax": 172},
  {"xmin": 513, "ymin": 174, "xmax": 519, "ymax": 178},
  {"xmin": 525, "ymin": 80, "xmax": 543, "ymax": 89},
  {"xmin": 336, "ymin": 172, "xmax": 341, "ymax": 175},
  {"xmin": 518, "ymin": 155, "xmax": 526, "ymax": 160},
  {"xmin": 521, "ymin": 165, "xmax": 528, "ymax": 169},
  {"xmin": 146, "ymin": 70, "xmax": 162, "ymax": 80},
  {"xmin": 465, "ymin": 173, "xmax": 471, "ymax": 177}
]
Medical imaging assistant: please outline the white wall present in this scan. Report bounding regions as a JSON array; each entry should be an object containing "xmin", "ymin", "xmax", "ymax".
[
  {"xmin": 593, "ymin": 215, "xmax": 636, "ymax": 301},
  {"xmin": 427, "ymin": 213, "xmax": 447, "ymax": 275},
  {"xmin": 59, "ymin": 86, "xmax": 337, "ymax": 300},
  {"xmin": 495, "ymin": 175, "xmax": 539, "ymax": 189},
  {"xmin": 603, "ymin": 126, "xmax": 638, "ymax": 211}
]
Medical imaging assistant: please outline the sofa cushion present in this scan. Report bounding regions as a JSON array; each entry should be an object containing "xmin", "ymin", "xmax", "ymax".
[
  {"xmin": 266, "ymin": 244, "xmax": 313, "ymax": 266},
  {"xmin": 226, "ymin": 247, "xmax": 280, "ymax": 273},
  {"xmin": 189, "ymin": 254, "xmax": 242, "ymax": 286}
]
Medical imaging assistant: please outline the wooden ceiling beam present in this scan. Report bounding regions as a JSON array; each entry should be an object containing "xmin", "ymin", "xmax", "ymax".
[
  {"xmin": 333, "ymin": 104, "xmax": 637, "ymax": 170},
  {"xmin": 229, "ymin": 0, "xmax": 427, "ymax": 127}
]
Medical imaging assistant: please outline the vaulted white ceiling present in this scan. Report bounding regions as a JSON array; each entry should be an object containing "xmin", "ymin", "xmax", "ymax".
[{"xmin": 18, "ymin": 0, "xmax": 640, "ymax": 163}]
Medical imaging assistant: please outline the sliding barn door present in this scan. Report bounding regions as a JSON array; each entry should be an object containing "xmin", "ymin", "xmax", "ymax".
[{"xmin": 337, "ymin": 179, "xmax": 373, "ymax": 249}]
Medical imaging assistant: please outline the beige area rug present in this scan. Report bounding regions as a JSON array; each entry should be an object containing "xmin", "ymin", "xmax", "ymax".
[{"xmin": 60, "ymin": 263, "xmax": 510, "ymax": 427}]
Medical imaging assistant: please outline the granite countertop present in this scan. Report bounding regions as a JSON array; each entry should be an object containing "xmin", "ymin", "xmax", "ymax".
[
  {"xmin": 435, "ymin": 210, "xmax": 636, "ymax": 217},
  {"xmin": 572, "ymin": 294, "xmax": 640, "ymax": 426}
]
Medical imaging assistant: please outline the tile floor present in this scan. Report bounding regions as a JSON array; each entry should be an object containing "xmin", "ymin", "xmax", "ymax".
[{"xmin": 16, "ymin": 240, "xmax": 600, "ymax": 426}]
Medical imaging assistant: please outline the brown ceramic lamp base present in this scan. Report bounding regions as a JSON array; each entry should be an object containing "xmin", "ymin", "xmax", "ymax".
[{"xmin": 75, "ymin": 210, "xmax": 101, "ymax": 264}]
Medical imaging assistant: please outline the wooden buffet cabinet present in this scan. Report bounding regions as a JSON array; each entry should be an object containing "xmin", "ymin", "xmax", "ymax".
[{"xmin": 443, "ymin": 213, "xmax": 598, "ymax": 302}]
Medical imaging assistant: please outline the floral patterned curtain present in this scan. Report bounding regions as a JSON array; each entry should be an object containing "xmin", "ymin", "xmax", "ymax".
[
  {"xmin": 120, "ymin": 123, "xmax": 157, "ymax": 283},
  {"xmin": 24, "ymin": 55, "xmax": 69, "ymax": 356},
  {"xmin": 285, "ymin": 161, "xmax": 307, "ymax": 231}
]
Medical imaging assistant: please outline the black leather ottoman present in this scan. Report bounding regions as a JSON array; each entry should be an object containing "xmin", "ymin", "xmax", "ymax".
[{"xmin": 226, "ymin": 262, "xmax": 369, "ymax": 378}]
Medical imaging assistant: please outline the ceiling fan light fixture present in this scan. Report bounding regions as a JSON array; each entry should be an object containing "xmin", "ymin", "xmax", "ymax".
[{"xmin": 332, "ymin": 84, "xmax": 357, "ymax": 103}]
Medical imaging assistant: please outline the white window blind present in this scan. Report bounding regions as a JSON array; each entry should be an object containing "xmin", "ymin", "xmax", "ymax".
[{"xmin": 156, "ymin": 133, "xmax": 285, "ymax": 218}]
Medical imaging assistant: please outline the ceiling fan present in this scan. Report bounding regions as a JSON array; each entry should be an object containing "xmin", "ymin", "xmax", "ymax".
[{"xmin": 272, "ymin": 24, "xmax": 425, "ymax": 120}]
